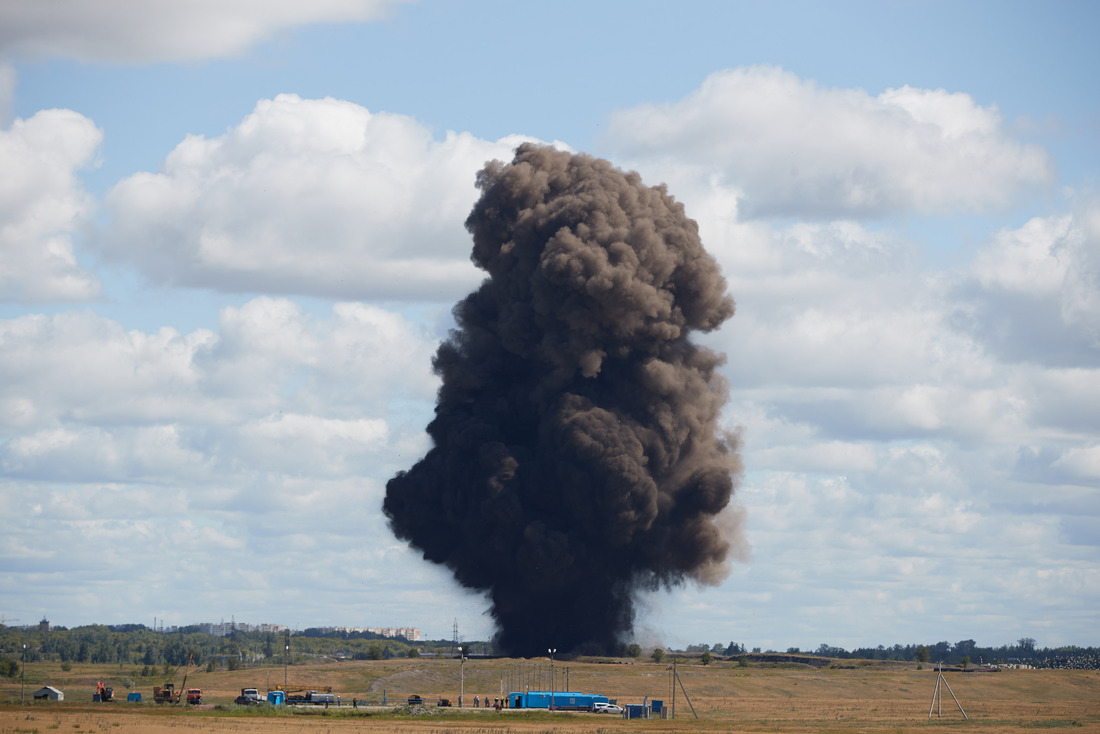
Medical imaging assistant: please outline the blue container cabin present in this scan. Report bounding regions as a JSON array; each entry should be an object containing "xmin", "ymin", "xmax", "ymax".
[{"xmin": 509, "ymin": 691, "xmax": 609, "ymax": 710}]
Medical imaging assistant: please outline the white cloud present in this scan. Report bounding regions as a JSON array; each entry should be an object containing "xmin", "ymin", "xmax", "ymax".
[
  {"xmin": 604, "ymin": 66, "xmax": 1054, "ymax": 218},
  {"xmin": 1052, "ymin": 445, "xmax": 1100, "ymax": 481},
  {"xmin": 960, "ymin": 200, "xmax": 1100, "ymax": 365},
  {"xmin": 100, "ymin": 94, "xmax": 537, "ymax": 301},
  {"xmin": 0, "ymin": 0, "xmax": 410, "ymax": 63},
  {"xmin": 0, "ymin": 297, "xmax": 438, "ymax": 444},
  {"xmin": 0, "ymin": 108, "xmax": 102, "ymax": 301},
  {"xmin": 0, "ymin": 295, "xmax": 463, "ymax": 628}
]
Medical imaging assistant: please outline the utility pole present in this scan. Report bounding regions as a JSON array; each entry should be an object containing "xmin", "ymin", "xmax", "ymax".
[
  {"xmin": 548, "ymin": 648, "xmax": 557, "ymax": 710},
  {"xmin": 21, "ymin": 643, "xmax": 27, "ymax": 705},
  {"xmin": 460, "ymin": 654, "xmax": 467, "ymax": 707},
  {"xmin": 284, "ymin": 629, "xmax": 290, "ymax": 694}
]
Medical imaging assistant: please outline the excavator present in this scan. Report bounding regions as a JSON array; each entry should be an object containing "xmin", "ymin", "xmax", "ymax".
[{"xmin": 93, "ymin": 680, "xmax": 114, "ymax": 702}]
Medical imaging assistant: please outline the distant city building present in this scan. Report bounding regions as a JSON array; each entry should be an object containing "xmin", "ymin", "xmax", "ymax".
[
  {"xmin": 191, "ymin": 621, "xmax": 288, "ymax": 636},
  {"xmin": 341, "ymin": 627, "xmax": 421, "ymax": 641},
  {"xmin": 159, "ymin": 621, "xmax": 418, "ymax": 640},
  {"xmin": 310, "ymin": 626, "xmax": 421, "ymax": 641}
]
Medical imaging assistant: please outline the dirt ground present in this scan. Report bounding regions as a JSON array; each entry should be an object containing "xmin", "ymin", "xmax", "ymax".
[{"xmin": 3, "ymin": 657, "xmax": 1098, "ymax": 733}]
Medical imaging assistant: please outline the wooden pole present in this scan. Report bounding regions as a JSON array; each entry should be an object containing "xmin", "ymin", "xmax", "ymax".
[
  {"xmin": 671, "ymin": 661, "xmax": 676, "ymax": 719},
  {"xmin": 928, "ymin": 662, "xmax": 967, "ymax": 719},
  {"xmin": 674, "ymin": 661, "xmax": 698, "ymax": 719}
]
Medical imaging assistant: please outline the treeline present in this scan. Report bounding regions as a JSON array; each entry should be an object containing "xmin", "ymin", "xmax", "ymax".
[
  {"xmin": 681, "ymin": 638, "xmax": 1100, "ymax": 669},
  {"xmin": 0, "ymin": 624, "xmax": 450, "ymax": 674}
]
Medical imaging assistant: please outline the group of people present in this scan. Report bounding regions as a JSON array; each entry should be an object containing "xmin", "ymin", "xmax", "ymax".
[{"xmin": 471, "ymin": 695, "xmax": 505, "ymax": 709}]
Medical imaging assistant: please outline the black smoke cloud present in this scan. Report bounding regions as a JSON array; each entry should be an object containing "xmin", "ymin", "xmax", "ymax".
[{"xmin": 383, "ymin": 144, "xmax": 741, "ymax": 656}]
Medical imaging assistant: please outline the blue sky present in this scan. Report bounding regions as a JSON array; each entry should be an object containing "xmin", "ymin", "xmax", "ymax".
[{"xmin": 1, "ymin": 0, "xmax": 1098, "ymax": 652}]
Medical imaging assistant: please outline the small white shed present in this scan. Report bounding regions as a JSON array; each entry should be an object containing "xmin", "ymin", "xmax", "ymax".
[{"xmin": 34, "ymin": 685, "xmax": 64, "ymax": 701}]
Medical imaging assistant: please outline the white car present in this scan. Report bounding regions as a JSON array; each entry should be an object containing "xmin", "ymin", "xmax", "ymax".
[{"xmin": 593, "ymin": 702, "xmax": 624, "ymax": 714}]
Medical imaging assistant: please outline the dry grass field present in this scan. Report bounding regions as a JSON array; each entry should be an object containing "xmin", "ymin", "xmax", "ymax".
[{"xmin": 2, "ymin": 656, "xmax": 1098, "ymax": 733}]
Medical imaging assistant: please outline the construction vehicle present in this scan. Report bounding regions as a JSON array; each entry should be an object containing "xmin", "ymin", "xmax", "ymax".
[
  {"xmin": 154, "ymin": 651, "xmax": 197, "ymax": 704},
  {"xmin": 153, "ymin": 683, "xmax": 181, "ymax": 704},
  {"xmin": 93, "ymin": 681, "xmax": 114, "ymax": 702},
  {"xmin": 186, "ymin": 687, "xmax": 203, "ymax": 705}
]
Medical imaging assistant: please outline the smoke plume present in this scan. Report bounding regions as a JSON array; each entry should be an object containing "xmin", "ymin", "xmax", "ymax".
[{"xmin": 383, "ymin": 144, "xmax": 741, "ymax": 656}]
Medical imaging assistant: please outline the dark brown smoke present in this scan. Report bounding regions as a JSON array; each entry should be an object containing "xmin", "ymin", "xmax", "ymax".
[{"xmin": 383, "ymin": 144, "xmax": 741, "ymax": 656}]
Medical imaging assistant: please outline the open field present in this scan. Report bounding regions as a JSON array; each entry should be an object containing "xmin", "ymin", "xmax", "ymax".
[{"xmin": 3, "ymin": 657, "xmax": 1098, "ymax": 733}]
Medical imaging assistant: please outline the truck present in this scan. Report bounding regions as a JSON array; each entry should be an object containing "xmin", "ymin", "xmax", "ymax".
[
  {"xmin": 283, "ymin": 687, "xmax": 335, "ymax": 705},
  {"xmin": 235, "ymin": 687, "xmax": 264, "ymax": 705},
  {"xmin": 186, "ymin": 688, "xmax": 203, "ymax": 705}
]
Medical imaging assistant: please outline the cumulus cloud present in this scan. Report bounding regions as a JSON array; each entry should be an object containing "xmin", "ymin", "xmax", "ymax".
[
  {"xmin": 0, "ymin": 0, "xmax": 409, "ymax": 63},
  {"xmin": 0, "ymin": 295, "xmax": 454, "ymax": 625},
  {"xmin": 100, "ymin": 95, "xmax": 540, "ymax": 301},
  {"xmin": 959, "ymin": 199, "xmax": 1100, "ymax": 366},
  {"xmin": 0, "ymin": 107, "xmax": 102, "ymax": 301},
  {"xmin": 0, "ymin": 297, "xmax": 438, "ymax": 448},
  {"xmin": 604, "ymin": 66, "xmax": 1054, "ymax": 218}
]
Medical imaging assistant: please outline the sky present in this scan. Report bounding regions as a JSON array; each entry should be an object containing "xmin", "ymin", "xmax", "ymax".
[{"xmin": 1, "ymin": 0, "xmax": 1098, "ymax": 653}]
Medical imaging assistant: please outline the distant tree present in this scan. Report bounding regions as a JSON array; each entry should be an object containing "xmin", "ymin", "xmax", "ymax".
[
  {"xmin": 961, "ymin": 656, "xmax": 970, "ymax": 669},
  {"xmin": 915, "ymin": 646, "xmax": 930, "ymax": 663},
  {"xmin": 227, "ymin": 656, "xmax": 241, "ymax": 671},
  {"xmin": 627, "ymin": 643, "xmax": 642, "ymax": 658},
  {"xmin": 407, "ymin": 647, "xmax": 419, "ymax": 658},
  {"xmin": 955, "ymin": 639, "xmax": 976, "ymax": 656},
  {"xmin": 786, "ymin": 647, "xmax": 801, "ymax": 654},
  {"xmin": 652, "ymin": 648, "xmax": 665, "ymax": 663},
  {"xmin": 700, "ymin": 650, "xmax": 712, "ymax": 666}
]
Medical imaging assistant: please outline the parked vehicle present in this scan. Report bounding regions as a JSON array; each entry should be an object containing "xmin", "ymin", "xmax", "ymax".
[
  {"xmin": 235, "ymin": 688, "xmax": 264, "ymax": 705},
  {"xmin": 186, "ymin": 688, "xmax": 203, "ymax": 705},
  {"xmin": 593, "ymin": 702, "xmax": 624, "ymax": 714},
  {"xmin": 283, "ymin": 687, "xmax": 335, "ymax": 705}
]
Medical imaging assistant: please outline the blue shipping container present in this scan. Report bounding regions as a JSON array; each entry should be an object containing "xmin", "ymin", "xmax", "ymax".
[
  {"xmin": 267, "ymin": 690, "xmax": 285, "ymax": 705},
  {"xmin": 509, "ymin": 691, "xmax": 609, "ymax": 710}
]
